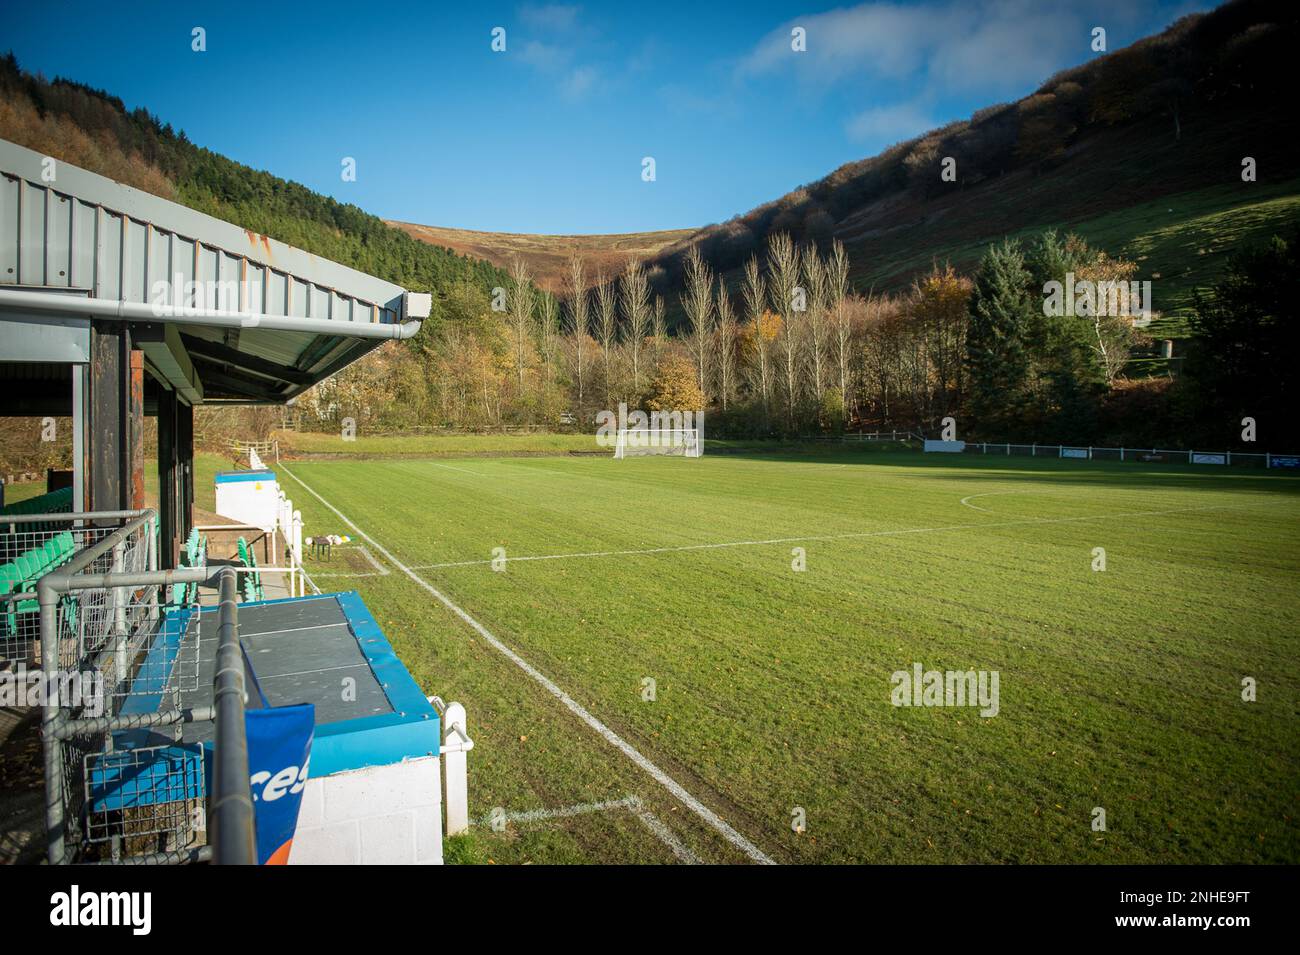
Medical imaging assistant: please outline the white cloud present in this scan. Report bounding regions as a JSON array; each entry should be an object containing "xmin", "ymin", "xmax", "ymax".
[
  {"xmin": 517, "ymin": 39, "xmax": 572, "ymax": 71},
  {"xmin": 562, "ymin": 65, "xmax": 598, "ymax": 100},
  {"xmin": 738, "ymin": 0, "xmax": 1154, "ymax": 95},
  {"xmin": 845, "ymin": 101, "xmax": 939, "ymax": 142},
  {"xmin": 518, "ymin": 4, "xmax": 582, "ymax": 33}
]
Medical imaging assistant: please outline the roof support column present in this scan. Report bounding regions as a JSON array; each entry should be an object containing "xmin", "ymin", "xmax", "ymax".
[
  {"xmin": 88, "ymin": 321, "xmax": 126, "ymax": 513},
  {"xmin": 88, "ymin": 322, "xmax": 145, "ymax": 513},
  {"xmin": 177, "ymin": 398, "xmax": 194, "ymax": 542},
  {"xmin": 157, "ymin": 386, "xmax": 179, "ymax": 569},
  {"xmin": 129, "ymin": 348, "xmax": 144, "ymax": 511}
]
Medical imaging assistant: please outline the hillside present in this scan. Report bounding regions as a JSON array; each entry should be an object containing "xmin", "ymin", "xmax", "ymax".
[
  {"xmin": 0, "ymin": 54, "xmax": 514, "ymax": 324},
  {"xmin": 380, "ymin": 0, "xmax": 1298, "ymax": 347},
  {"xmin": 388, "ymin": 221, "xmax": 693, "ymax": 293},
  {"xmin": 630, "ymin": 0, "xmax": 1299, "ymax": 341}
]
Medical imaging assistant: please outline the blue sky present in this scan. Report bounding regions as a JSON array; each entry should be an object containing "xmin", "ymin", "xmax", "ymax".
[{"xmin": 5, "ymin": 0, "xmax": 1211, "ymax": 234}]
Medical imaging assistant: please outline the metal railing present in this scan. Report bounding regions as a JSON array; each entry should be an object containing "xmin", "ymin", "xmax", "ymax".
[
  {"xmin": 210, "ymin": 568, "xmax": 255, "ymax": 865},
  {"xmin": 958, "ymin": 443, "xmax": 1294, "ymax": 467},
  {"xmin": 1, "ymin": 510, "xmax": 149, "ymax": 666},
  {"xmin": 34, "ymin": 513, "xmax": 254, "ymax": 864},
  {"xmin": 842, "ymin": 430, "xmax": 924, "ymax": 444}
]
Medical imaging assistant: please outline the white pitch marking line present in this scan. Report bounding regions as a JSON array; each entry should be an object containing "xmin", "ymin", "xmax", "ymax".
[
  {"xmin": 471, "ymin": 795, "xmax": 701, "ymax": 864},
  {"xmin": 308, "ymin": 544, "xmax": 391, "ymax": 578},
  {"xmin": 356, "ymin": 545, "xmax": 389, "ymax": 575},
  {"xmin": 429, "ymin": 461, "xmax": 486, "ymax": 477},
  {"xmin": 628, "ymin": 797, "xmax": 703, "ymax": 865},
  {"xmin": 476, "ymin": 796, "xmax": 638, "ymax": 826},
  {"xmin": 407, "ymin": 500, "xmax": 1270, "ymax": 570},
  {"xmin": 959, "ymin": 490, "xmax": 1034, "ymax": 512},
  {"xmin": 280, "ymin": 464, "xmax": 775, "ymax": 866}
]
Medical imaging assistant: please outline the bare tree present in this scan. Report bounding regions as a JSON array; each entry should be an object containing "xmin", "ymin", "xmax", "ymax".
[
  {"xmin": 742, "ymin": 254, "xmax": 772, "ymax": 418},
  {"xmin": 715, "ymin": 277, "xmax": 738, "ymax": 411},
  {"xmin": 508, "ymin": 257, "xmax": 536, "ymax": 402},
  {"xmin": 767, "ymin": 233, "xmax": 802, "ymax": 426},
  {"xmin": 538, "ymin": 290, "xmax": 559, "ymax": 400},
  {"xmin": 594, "ymin": 269, "xmax": 618, "ymax": 403},
  {"xmin": 652, "ymin": 295, "xmax": 667, "ymax": 362},
  {"xmin": 620, "ymin": 259, "xmax": 651, "ymax": 394},
  {"xmin": 566, "ymin": 254, "xmax": 590, "ymax": 409},
  {"xmin": 681, "ymin": 246, "xmax": 714, "ymax": 402},
  {"xmin": 828, "ymin": 241, "xmax": 854, "ymax": 424},
  {"xmin": 802, "ymin": 246, "xmax": 829, "ymax": 406}
]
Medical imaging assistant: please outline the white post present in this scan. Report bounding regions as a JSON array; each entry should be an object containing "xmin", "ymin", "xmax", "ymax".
[
  {"xmin": 443, "ymin": 702, "xmax": 469, "ymax": 836},
  {"xmin": 111, "ymin": 540, "xmax": 127, "ymax": 635},
  {"xmin": 1120, "ymin": 447, "xmax": 1124, "ymax": 462},
  {"xmin": 292, "ymin": 510, "xmax": 303, "ymax": 595}
]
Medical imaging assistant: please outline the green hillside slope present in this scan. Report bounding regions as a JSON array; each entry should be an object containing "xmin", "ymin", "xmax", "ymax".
[{"xmin": 0, "ymin": 53, "xmax": 512, "ymax": 322}]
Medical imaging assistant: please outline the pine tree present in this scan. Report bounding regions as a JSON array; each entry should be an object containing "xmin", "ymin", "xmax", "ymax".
[{"xmin": 965, "ymin": 240, "xmax": 1034, "ymax": 435}]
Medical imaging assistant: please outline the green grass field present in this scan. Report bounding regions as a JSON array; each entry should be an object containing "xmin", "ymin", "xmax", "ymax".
[{"xmin": 267, "ymin": 449, "xmax": 1299, "ymax": 862}]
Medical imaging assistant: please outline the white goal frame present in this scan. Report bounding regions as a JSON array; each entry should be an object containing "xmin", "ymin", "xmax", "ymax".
[{"xmin": 613, "ymin": 428, "xmax": 702, "ymax": 459}]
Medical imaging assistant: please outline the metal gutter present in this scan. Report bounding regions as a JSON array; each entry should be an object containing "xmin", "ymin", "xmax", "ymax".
[{"xmin": 0, "ymin": 287, "xmax": 421, "ymax": 340}]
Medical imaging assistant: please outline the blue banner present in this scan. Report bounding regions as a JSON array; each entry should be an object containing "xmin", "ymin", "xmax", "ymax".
[{"xmin": 246, "ymin": 703, "xmax": 315, "ymax": 865}]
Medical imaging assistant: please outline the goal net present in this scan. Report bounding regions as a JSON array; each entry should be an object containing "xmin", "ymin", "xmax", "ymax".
[{"xmin": 614, "ymin": 428, "xmax": 702, "ymax": 459}]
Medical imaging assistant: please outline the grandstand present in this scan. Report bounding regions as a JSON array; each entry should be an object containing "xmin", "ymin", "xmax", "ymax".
[{"xmin": 0, "ymin": 138, "xmax": 466, "ymax": 865}]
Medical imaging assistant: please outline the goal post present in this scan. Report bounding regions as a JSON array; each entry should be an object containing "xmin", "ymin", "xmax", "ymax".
[{"xmin": 614, "ymin": 428, "xmax": 702, "ymax": 459}]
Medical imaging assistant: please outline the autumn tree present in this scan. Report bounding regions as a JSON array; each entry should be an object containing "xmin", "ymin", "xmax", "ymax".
[{"xmin": 647, "ymin": 354, "xmax": 706, "ymax": 414}]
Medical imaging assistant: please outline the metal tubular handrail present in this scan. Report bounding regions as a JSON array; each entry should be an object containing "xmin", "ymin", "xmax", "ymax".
[
  {"xmin": 1, "ymin": 508, "xmax": 151, "ymax": 526},
  {"xmin": 211, "ymin": 567, "xmax": 256, "ymax": 865},
  {"xmin": 37, "ymin": 556, "xmax": 257, "ymax": 865},
  {"xmin": 38, "ymin": 509, "xmax": 157, "ymax": 586}
]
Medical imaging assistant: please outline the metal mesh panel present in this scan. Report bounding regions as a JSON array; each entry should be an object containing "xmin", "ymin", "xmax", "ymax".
[
  {"xmin": 0, "ymin": 523, "xmax": 118, "ymax": 667},
  {"xmin": 83, "ymin": 743, "xmax": 206, "ymax": 853}
]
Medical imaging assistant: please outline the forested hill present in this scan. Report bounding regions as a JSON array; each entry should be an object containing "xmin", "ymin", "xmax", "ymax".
[
  {"xmin": 0, "ymin": 53, "xmax": 512, "ymax": 315},
  {"xmin": 643, "ymin": 0, "xmax": 1300, "ymax": 333}
]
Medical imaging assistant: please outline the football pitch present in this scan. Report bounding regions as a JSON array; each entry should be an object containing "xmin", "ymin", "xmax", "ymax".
[{"xmin": 271, "ymin": 447, "xmax": 1299, "ymax": 865}]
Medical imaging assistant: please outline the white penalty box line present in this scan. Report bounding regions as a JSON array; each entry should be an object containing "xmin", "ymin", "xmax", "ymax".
[
  {"xmin": 407, "ymin": 500, "xmax": 1273, "ymax": 571},
  {"xmin": 278, "ymin": 464, "xmax": 775, "ymax": 866},
  {"xmin": 474, "ymin": 795, "xmax": 702, "ymax": 864}
]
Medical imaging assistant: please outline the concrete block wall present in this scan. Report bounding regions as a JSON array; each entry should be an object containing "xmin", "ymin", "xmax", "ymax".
[{"xmin": 289, "ymin": 756, "xmax": 442, "ymax": 865}]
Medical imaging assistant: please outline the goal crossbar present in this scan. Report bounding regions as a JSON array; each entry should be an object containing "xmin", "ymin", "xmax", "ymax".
[{"xmin": 613, "ymin": 428, "xmax": 702, "ymax": 459}]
